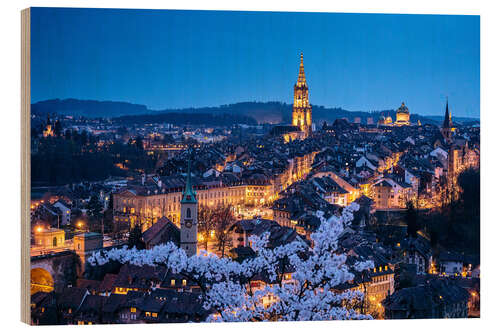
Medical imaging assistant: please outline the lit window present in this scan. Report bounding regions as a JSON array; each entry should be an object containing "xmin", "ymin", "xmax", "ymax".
[
  {"xmin": 130, "ymin": 307, "xmax": 136, "ymax": 313},
  {"xmin": 152, "ymin": 313, "xmax": 158, "ymax": 318},
  {"xmin": 182, "ymin": 279, "xmax": 187, "ymax": 286},
  {"xmin": 171, "ymin": 279, "xmax": 175, "ymax": 286}
]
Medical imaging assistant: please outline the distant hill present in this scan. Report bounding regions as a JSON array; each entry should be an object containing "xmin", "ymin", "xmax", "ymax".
[
  {"xmin": 114, "ymin": 112, "xmax": 258, "ymax": 126},
  {"xmin": 425, "ymin": 115, "xmax": 480, "ymax": 125},
  {"xmin": 161, "ymin": 102, "xmax": 290, "ymax": 124},
  {"xmin": 31, "ymin": 98, "xmax": 479, "ymax": 125},
  {"xmin": 31, "ymin": 98, "xmax": 150, "ymax": 118}
]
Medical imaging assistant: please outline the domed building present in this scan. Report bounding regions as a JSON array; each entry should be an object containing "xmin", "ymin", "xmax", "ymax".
[
  {"xmin": 378, "ymin": 113, "xmax": 392, "ymax": 126},
  {"xmin": 395, "ymin": 102, "xmax": 410, "ymax": 126}
]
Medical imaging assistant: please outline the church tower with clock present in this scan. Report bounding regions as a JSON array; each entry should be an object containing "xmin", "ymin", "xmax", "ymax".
[{"xmin": 180, "ymin": 160, "xmax": 198, "ymax": 256}]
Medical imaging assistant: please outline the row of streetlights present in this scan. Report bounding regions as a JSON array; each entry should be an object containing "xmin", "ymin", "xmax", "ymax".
[{"xmin": 34, "ymin": 220, "xmax": 86, "ymax": 233}]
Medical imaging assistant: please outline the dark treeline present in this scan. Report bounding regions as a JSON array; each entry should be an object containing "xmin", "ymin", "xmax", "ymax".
[
  {"xmin": 31, "ymin": 130, "xmax": 157, "ymax": 186},
  {"xmin": 32, "ymin": 99, "xmax": 469, "ymax": 125},
  {"xmin": 113, "ymin": 112, "xmax": 257, "ymax": 126},
  {"xmin": 374, "ymin": 168, "xmax": 480, "ymax": 258},
  {"xmin": 422, "ymin": 168, "xmax": 480, "ymax": 255},
  {"xmin": 31, "ymin": 98, "xmax": 149, "ymax": 118}
]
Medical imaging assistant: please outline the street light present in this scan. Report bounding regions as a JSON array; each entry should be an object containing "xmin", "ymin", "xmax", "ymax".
[{"xmin": 77, "ymin": 221, "xmax": 84, "ymax": 230}]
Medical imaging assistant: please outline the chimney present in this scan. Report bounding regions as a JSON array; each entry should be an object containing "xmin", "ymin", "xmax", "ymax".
[
  {"xmin": 142, "ymin": 173, "xmax": 146, "ymax": 185},
  {"xmin": 158, "ymin": 179, "xmax": 162, "ymax": 189}
]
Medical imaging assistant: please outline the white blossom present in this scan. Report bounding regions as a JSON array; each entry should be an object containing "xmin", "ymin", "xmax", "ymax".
[{"xmin": 90, "ymin": 202, "xmax": 373, "ymax": 321}]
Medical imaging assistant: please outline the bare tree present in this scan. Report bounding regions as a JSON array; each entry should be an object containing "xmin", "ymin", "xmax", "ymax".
[
  {"xmin": 197, "ymin": 205, "xmax": 216, "ymax": 251},
  {"xmin": 213, "ymin": 205, "xmax": 235, "ymax": 257}
]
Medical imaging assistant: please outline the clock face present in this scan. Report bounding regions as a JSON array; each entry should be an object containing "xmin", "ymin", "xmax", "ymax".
[{"xmin": 185, "ymin": 220, "xmax": 192, "ymax": 228}]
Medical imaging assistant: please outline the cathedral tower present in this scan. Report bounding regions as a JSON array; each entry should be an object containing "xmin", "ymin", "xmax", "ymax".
[
  {"xmin": 180, "ymin": 160, "xmax": 198, "ymax": 256},
  {"xmin": 292, "ymin": 53, "xmax": 312, "ymax": 138}
]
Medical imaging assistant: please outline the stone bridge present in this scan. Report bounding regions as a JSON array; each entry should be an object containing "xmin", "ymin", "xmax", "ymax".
[
  {"xmin": 30, "ymin": 251, "xmax": 80, "ymax": 294},
  {"xmin": 30, "ymin": 233, "xmax": 123, "ymax": 295}
]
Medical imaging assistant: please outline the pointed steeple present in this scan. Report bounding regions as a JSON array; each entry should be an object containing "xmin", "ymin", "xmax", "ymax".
[
  {"xmin": 296, "ymin": 53, "xmax": 307, "ymax": 87},
  {"xmin": 181, "ymin": 159, "xmax": 197, "ymax": 203},
  {"xmin": 443, "ymin": 98, "xmax": 452, "ymax": 128},
  {"xmin": 292, "ymin": 52, "xmax": 312, "ymax": 138}
]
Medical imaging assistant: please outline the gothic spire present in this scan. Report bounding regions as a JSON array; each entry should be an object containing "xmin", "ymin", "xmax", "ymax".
[
  {"xmin": 296, "ymin": 53, "xmax": 307, "ymax": 87},
  {"xmin": 181, "ymin": 158, "xmax": 197, "ymax": 203},
  {"xmin": 443, "ymin": 98, "xmax": 452, "ymax": 128}
]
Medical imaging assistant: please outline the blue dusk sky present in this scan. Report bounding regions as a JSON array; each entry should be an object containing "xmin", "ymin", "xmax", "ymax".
[{"xmin": 31, "ymin": 8, "xmax": 480, "ymax": 117}]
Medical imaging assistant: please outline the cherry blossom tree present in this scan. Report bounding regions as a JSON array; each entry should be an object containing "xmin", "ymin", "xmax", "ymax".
[{"xmin": 89, "ymin": 202, "xmax": 373, "ymax": 321}]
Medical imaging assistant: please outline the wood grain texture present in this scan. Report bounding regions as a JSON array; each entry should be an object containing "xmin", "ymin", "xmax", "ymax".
[{"xmin": 21, "ymin": 7, "xmax": 31, "ymax": 325}]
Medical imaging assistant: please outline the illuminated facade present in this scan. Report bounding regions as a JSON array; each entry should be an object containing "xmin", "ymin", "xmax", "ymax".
[
  {"xmin": 378, "ymin": 114, "xmax": 393, "ymax": 126},
  {"xmin": 113, "ymin": 183, "xmax": 268, "ymax": 230},
  {"xmin": 394, "ymin": 102, "xmax": 410, "ymax": 126},
  {"xmin": 370, "ymin": 179, "xmax": 413, "ymax": 209},
  {"xmin": 335, "ymin": 264, "xmax": 395, "ymax": 319},
  {"xmin": 292, "ymin": 53, "xmax": 312, "ymax": 138},
  {"xmin": 113, "ymin": 152, "xmax": 318, "ymax": 230},
  {"xmin": 42, "ymin": 114, "xmax": 55, "ymax": 137},
  {"xmin": 33, "ymin": 228, "xmax": 65, "ymax": 248}
]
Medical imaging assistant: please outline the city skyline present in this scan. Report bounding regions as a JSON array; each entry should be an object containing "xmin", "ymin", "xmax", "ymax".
[
  {"xmin": 31, "ymin": 8, "xmax": 480, "ymax": 117},
  {"xmin": 26, "ymin": 8, "xmax": 481, "ymax": 324}
]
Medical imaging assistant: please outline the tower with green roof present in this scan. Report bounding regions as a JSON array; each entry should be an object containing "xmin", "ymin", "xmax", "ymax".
[{"xmin": 180, "ymin": 159, "xmax": 198, "ymax": 256}]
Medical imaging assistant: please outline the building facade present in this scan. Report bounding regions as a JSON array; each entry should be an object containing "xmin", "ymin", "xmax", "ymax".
[
  {"xmin": 113, "ymin": 152, "xmax": 317, "ymax": 231},
  {"xmin": 33, "ymin": 228, "xmax": 65, "ymax": 248}
]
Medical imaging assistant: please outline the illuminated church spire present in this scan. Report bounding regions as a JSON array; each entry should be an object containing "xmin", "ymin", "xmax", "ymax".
[
  {"xmin": 292, "ymin": 53, "xmax": 312, "ymax": 138},
  {"xmin": 296, "ymin": 53, "xmax": 307, "ymax": 88}
]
